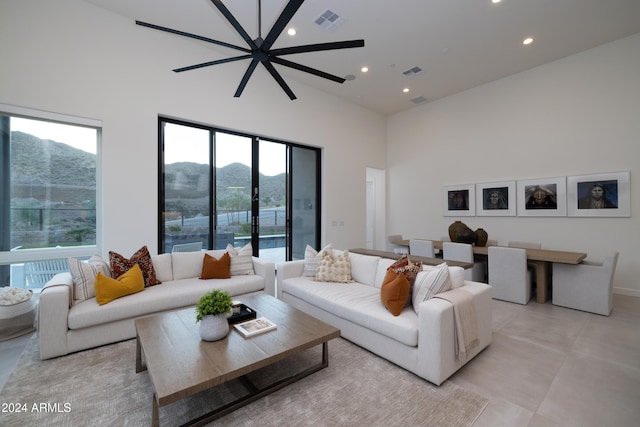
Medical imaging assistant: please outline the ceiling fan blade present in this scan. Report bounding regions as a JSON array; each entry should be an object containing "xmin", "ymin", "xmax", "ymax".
[
  {"xmin": 270, "ymin": 39, "xmax": 365, "ymax": 56},
  {"xmin": 261, "ymin": 61, "xmax": 297, "ymax": 100},
  {"xmin": 262, "ymin": 0, "xmax": 305, "ymax": 51},
  {"xmin": 210, "ymin": 0, "xmax": 258, "ymax": 50},
  {"xmin": 135, "ymin": 20, "xmax": 250, "ymax": 53},
  {"xmin": 234, "ymin": 59, "xmax": 260, "ymax": 97},
  {"xmin": 174, "ymin": 55, "xmax": 252, "ymax": 73},
  {"xmin": 270, "ymin": 57, "xmax": 346, "ymax": 83}
]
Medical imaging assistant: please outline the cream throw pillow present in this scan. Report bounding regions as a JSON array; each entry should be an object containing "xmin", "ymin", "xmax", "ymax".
[
  {"xmin": 303, "ymin": 243, "xmax": 332, "ymax": 277},
  {"xmin": 226, "ymin": 243, "xmax": 254, "ymax": 275},
  {"xmin": 412, "ymin": 262, "xmax": 452, "ymax": 314},
  {"xmin": 68, "ymin": 255, "xmax": 112, "ymax": 305},
  {"xmin": 315, "ymin": 250, "xmax": 352, "ymax": 283}
]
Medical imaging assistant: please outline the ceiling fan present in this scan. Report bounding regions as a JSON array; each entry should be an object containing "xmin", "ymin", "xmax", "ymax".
[{"xmin": 136, "ymin": 0, "xmax": 365, "ymax": 100}]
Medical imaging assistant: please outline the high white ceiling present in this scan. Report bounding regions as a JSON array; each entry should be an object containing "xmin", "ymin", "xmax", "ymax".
[{"xmin": 85, "ymin": 0, "xmax": 640, "ymax": 115}]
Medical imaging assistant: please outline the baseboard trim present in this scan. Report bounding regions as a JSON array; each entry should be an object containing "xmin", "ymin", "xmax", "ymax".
[{"xmin": 613, "ymin": 287, "xmax": 640, "ymax": 298}]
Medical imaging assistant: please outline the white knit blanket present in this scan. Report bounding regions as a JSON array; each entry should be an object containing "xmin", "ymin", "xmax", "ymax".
[{"xmin": 434, "ymin": 288, "xmax": 479, "ymax": 363}]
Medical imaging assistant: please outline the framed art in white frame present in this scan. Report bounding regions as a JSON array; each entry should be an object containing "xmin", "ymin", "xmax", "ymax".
[
  {"xmin": 567, "ymin": 171, "xmax": 630, "ymax": 217},
  {"xmin": 517, "ymin": 177, "xmax": 567, "ymax": 217},
  {"xmin": 476, "ymin": 181, "xmax": 516, "ymax": 216},
  {"xmin": 443, "ymin": 184, "xmax": 475, "ymax": 216}
]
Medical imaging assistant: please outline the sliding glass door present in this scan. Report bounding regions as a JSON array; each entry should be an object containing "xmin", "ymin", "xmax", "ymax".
[{"xmin": 159, "ymin": 118, "xmax": 319, "ymax": 263}]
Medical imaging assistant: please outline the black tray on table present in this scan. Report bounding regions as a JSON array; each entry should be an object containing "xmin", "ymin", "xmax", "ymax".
[{"xmin": 227, "ymin": 304, "xmax": 257, "ymax": 325}]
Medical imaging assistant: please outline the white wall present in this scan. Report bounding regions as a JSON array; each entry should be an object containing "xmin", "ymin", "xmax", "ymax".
[
  {"xmin": 387, "ymin": 33, "xmax": 640, "ymax": 296},
  {"xmin": 0, "ymin": 0, "xmax": 387, "ymax": 255}
]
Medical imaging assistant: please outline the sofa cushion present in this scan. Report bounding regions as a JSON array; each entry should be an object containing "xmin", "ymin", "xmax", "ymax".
[
  {"xmin": 94, "ymin": 264, "xmax": 145, "ymax": 305},
  {"xmin": 200, "ymin": 252, "xmax": 231, "ymax": 279},
  {"xmin": 172, "ymin": 250, "xmax": 226, "ymax": 280},
  {"xmin": 316, "ymin": 250, "xmax": 352, "ymax": 283},
  {"xmin": 151, "ymin": 253, "xmax": 173, "ymax": 283},
  {"xmin": 344, "ymin": 251, "xmax": 380, "ymax": 286},
  {"xmin": 68, "ymin": 255, "xmax": 112, "ymax": 305},
  {"xmin": 68, "ymin": 274, "xmax": 265, "ymax": 330},
  {"xmin": 281, "ymin": 277, "xmax": 418, "ymax": 346},
  {"xmin": 412, "ymin": 263, "xmax": 452, "ymax": 314},
  {"xmin": 380, "ymin": 270, "xmax": 411, "ymax": 316},
  {"xmin": 374, "ymin": 258, "xmax": 396, "ymax": 288},
  {"xmin": 302, "ymin": 243, "xmax": 332, "ymax": 277},
  {"xmin": 226, "ymin": 243, "xmax": 254, "ymax": 275},
  {"xmin": 109, "ymin": 246, "xmax": 161, "ymax": 287}
]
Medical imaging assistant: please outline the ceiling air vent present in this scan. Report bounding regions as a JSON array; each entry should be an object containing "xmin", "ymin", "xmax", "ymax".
[
  {"xmin": 410, "ymin": 96, "xmax": 428, "ymax": 104},
  {"xmin": 402, "ymin": 66, "xmax": 424, "ymax": 78},
  {"xmin": 314, "ymin": 10, "xmax": 345, "ymax": 32}
]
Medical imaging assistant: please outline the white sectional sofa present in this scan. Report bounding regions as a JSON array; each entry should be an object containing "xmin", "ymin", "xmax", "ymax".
[
  {"xmin": 38, "ymin": 249, "xmax": 275, "ymax": 360},
  {"xmin": 277, "ymin": 249, "xmax": 492, "ymax": 386}
]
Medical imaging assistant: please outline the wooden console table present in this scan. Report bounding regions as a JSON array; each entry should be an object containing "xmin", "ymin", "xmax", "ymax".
[
  {"xmin": 394, "ymin": 240, "xmax": 587, "ymax": 303},
  {"xmin": 349, "ymin": 248, "xmax": 473, "ymax": 269}
]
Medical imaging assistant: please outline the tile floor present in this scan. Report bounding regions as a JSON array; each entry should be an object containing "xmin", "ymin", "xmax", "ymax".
[
  {"xmin": 1, "ymin": 294, "xmax": 639, "ymax": 426},
  {"xmin": 451, "ymin": 294, "xmax": 640, "ymax": 427}
]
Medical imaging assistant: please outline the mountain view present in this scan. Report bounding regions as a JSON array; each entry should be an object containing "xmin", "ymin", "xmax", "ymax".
[{"xmin": 9, "ymin": 131, "xmax": 286, "ymax": 249}]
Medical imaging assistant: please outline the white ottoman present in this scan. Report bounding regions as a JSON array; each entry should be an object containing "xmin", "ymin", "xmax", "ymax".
[{"xmin": 0, "ymin": 287, "xmax": 37, "ymax": 341}]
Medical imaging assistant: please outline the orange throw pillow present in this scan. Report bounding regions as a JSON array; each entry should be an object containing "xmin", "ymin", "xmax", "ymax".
[
  {"xmin": 380, "ymin": 269, "xmax": 411, "ymax": 316},
  {"xmin": 200, "ymin": 252, "xmax": 231, "ymax": 279}
]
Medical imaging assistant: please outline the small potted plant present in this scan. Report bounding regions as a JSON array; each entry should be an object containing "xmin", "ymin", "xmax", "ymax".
[{"xmin": 195, "ymin": 289, "xmax": 233, "ymax": 341}]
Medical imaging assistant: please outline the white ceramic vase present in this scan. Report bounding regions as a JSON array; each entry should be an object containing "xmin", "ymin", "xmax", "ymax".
[{"xmin": 199, "ymin": 314, "xmax": 229, "ymax": 341}]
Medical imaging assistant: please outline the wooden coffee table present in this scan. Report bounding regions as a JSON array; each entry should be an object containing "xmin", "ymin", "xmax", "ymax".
[{"xmin": 135, "ymin": 293, "xmax": 340, "ymax": 426}]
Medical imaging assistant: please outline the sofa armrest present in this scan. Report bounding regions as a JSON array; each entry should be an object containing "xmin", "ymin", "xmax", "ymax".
[
  {"xmin": 38, "ymin": 272, "xmax": 74, "ymax": 360},
  {"xmin": 252, "ymin": 257, "xmax": 276, "ymax": 297},
  {"xmin": 416, "ymin": 282, "xmax": 492, "ymax": 385},
  {"xmin": 276, "ymin": 260, "xmax": 305, "ymax": 299}
]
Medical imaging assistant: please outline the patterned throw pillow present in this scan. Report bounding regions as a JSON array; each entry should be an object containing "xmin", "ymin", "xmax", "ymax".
[
  {"xmin": 388, "ymin": 254, "xmax": 422, "ymax": 305},
  {"xmin": 315, "ymin": 250, "xmax": 352, "ymax": 283},
  {"xmin": 412, "ymin": 262, "xmax": 452, "ymax": 314},
  {"xmin": 109, "ymin": 245, "xmax": 161, "ymax": 287},
  {"xmin": 302, "ymin": 243, "xmax": 332, "ymax": 277},
  {"xmin": 68, "ymin": 255, "xmax": 112, "ymax": 304},
  {"xmin": 226, "ymin": 243, "xmax": 254, "ymax": 275}
]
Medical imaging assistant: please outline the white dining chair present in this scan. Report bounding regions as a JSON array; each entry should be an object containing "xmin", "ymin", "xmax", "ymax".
[
  {"xmin": 442, "ymin": 241, "xmax": 485, "ymax": 282},
  {"xmin": 409, "ymin": 239, "xmax": 435, "ymax": 258},
  {"xmin": 488, "ymin": 246, "xmax": 531, "ymax": 305},
  {"xmin": 387, "ymin": 234, "xmax": 408, "ymax": 255},
  {"xmin": 552, "ymin": 252, "xmax": 619, "ymax": 316},
  {"xmin": 508, "ymin": 241, "xmax": 541, "ymax": 282}
]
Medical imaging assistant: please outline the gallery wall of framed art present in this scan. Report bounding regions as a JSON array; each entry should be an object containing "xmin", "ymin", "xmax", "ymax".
[{"xmin": 443, "ymin": 171, "xmax": 630, "ymax": 218}]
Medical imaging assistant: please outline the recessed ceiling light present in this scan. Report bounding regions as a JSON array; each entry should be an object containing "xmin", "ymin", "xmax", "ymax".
[
  {"xmin": 523, "ymin": 37, "xmax": 534, "ymax": 45},
  {"xmin": 402, "ymin": 88, "xmax": 410, "ymax": 93},
  {"xmin": 492, "ymin": 0, "xmax": 502, "ymax": 4},
  {"xmin": 361, "ymin": 66, "xmax": 369, "ymax": 73},
  {"xmin": 287, "ymin": 28, "xmax": 296, "ymax": 36}
]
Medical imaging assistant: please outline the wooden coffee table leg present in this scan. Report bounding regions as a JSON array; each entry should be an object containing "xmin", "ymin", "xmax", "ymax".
[
  {"xmin": 136, "ymin": 334, "xmax": 146, "ymax": 373},
  {"xmin": 152, "ymin": 393, "xmax": 159, "ymax": 427}
]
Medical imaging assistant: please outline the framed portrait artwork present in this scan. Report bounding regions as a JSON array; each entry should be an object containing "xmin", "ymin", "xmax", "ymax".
[
  {"xmin": 476, "ymin": 181, "xmax": 516, "ymax": 216},
  {"xmin": 517, "ymin": 177, "xmax": 567, "ymax": 216},
  {"xmin": 443, "ymin": 184, "xmax": 475, "ymax": 216},
  {"xmin": 567, "ymin": 171, "xmax": 630, "ymax": 217}
]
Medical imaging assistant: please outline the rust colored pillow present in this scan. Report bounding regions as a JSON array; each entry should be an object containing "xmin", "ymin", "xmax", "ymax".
[
  {"xmin": 200, "ymin": 252, "xmax": 231, "ymax": 279},
  {"xmin": 109, "ymin": 245, "xmax": 161, "ymax": 287},
  {"xmin": 380, "ymin": 269, "xmax": 411, "ymax": 316}
]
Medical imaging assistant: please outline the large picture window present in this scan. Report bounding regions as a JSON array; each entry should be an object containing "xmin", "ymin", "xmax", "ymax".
[
  {"xmin": 159, "ymin": 118, "xmax": 320, "ymax": 263},
  {"xmin": 0, "ymin": 104, "xmax": 101, "ymax": 290}
]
